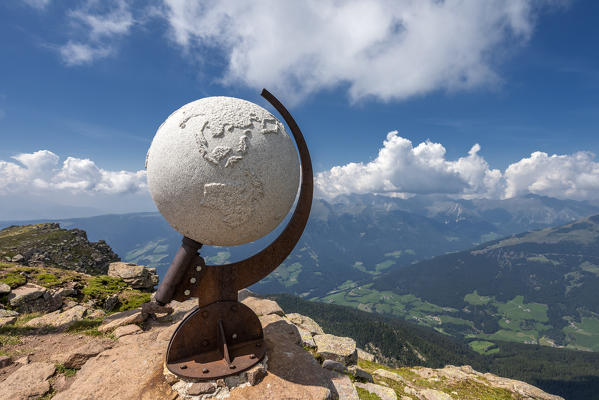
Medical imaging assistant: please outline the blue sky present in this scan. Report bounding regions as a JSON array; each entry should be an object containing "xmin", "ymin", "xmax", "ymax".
[{"xmin": 0, "ymin": 0, "xmax": 598, "ymax": 219}]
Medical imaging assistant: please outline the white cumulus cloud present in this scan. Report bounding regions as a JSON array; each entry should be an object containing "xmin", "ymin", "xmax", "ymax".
[
  {"xmin": 58, "ymin": 0, "xmax": 134, "ymax": 66},
  {"xmin": 0, "ymin": 150, "xmax": 146, "ymax": 195},
  {"xmin": 316, "ymin": 133, "xmax": 599, "ymax": 202},
  {"xmin": 316, "ymin": 132, "xmax": 503, "ymax": 199},
  {"xmin": 160, "ymin": 0, "xmax": 541, "ymax": 103}
]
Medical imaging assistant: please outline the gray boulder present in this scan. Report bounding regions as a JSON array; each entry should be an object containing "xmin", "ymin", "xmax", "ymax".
[
  {"xmin": 7, "ymin": 283, "xmax": 62, "ymax": 313},
  {"xmin": 107, "ymin": 262, "xmax": 158, "ymax": 290},
  {"xmin": 313, "ymin": 334, "xmax": 358, "ymax": 366}
]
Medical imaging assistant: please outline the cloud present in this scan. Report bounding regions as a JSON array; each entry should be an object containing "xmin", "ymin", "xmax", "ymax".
[
  {"xmin": 160, "ymin": 0, "xmax": 541, "ymax": 103},
  {"xmin": 59, "ymin": 42, "xmax": 112, "ymax": 66},
  {"xmin": 0, "ymin": 150, "xmax": 146, "ymax": 195},
  {"xmin": 315, "ymin": 132, "xmax": 503, "ymax": 199},
  {"xmin": 58, "ymin": 0, "xmax": 134, "ymax": 66},
  {"xmin": 316, "ymin": 133, "xmax": 599, "ymax": 202},
  {"xmin": 504, "ymin": 151, "xmax": 599, "ymax": 200},
  {"xmin": 22, "ymin": 0, "xmax": 51, "ymax": 10}
]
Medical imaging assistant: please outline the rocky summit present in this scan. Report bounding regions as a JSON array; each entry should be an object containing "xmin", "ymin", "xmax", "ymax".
[
  {"xmin": 0, "ymin": 223, "xmax": 119, "ymax": 275},
  {"xmin": 0, "ymin": 282, "xmax": 563, "ymax": 399}
]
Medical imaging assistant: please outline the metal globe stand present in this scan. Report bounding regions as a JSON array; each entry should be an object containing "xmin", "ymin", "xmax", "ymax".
[{"xmin": 154, "ymin": 89, "xmax": 313, "ymax": 380}]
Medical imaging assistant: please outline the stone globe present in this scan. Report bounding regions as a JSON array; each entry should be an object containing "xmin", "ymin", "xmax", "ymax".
[{"xmin": 146, "ymin": 97, "xmax": 300, "ymax": 246}]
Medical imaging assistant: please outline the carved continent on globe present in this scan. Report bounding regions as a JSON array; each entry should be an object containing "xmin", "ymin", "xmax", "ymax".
[{"xmin": 146, "ymin": 97, "xmax": 300, "ymax": 246}]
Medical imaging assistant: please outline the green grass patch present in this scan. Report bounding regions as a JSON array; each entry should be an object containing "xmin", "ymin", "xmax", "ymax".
[
  {"xmin": 356, "ymin": 386, "xmax": 382, "ymax": 400},
  {"xmin": 56, "ymin": 363, "xmax": 77, "ymax": 377},
  {"xmin": 117, "ymin": 290, "xmax": 151, "ymax": 312},
  {"xmin": 0, "ymin": 271, "xmax": 26, "ymax": 288},
  {"xmin": 82, "ymin": 275, "xmax": 128, "ymax": 300},
  {"xmin": 65, "ymin": 318, "xmax": 105, "ymax": 337},
  {"xmin": 469, "ymin": 340, "xmax": 496, "ymax": 354},
  {"xmin": 35, "ymin": 272, "xmax": 60, "ymax": 287}
]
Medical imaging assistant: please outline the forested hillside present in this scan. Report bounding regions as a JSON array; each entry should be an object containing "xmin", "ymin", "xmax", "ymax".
[{"xmin": 272, "ymin": 293, "xmax": 599, "ymax": 400}]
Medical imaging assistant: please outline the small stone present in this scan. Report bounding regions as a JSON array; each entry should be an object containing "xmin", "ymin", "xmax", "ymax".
[
  {"xmin": 187, "ymin": 382, "xmax": 216, "ymax": 395},
  {"xmin": 56, "ymin": 287, "xmax": 77, "ymax": 297},
  {"xmin": 0, "ymin": 282, "xmax": 11, "ymax": 294},
  {"xmin": 0, "ymin": 355, "xmax": 12, "ymax": 368},
  {"xmin": 98, "ymin": 308, "xmax": 143, "ymax": 332},
  {"xmin": 103, "ymin": 294, "xmax": 120, "ymax": 312},
  {"xmin": 322, "ymin": 359, "xmax": 348, "ymax": 374},
  {"xmin": 349, "ymin": 365, "xmax": 374, "ymax": 383},
  {"xmin": 241, "ymin": 296, "xmax": 284, "ymax": 316},
  {"xmin": 16, "ymin": 355, "xmax": 29, "ymax": 365},
  {"xmin": 373, "ymin": 369, "xmax": 410, "ymax": 384},
  {"xmin": 0, "ymin": 309, "xmax": 18, "ymax": 318},
  {"xmin": 25, "ymin": 305, "xmax": 87, "ymax": 329},
  {"xmin": 11, "ymin": 254, "xmax": 24, "ymax": 263},
  {"xmin": 313, "ymin": 334, "xmax": 358, "ymax": 366},
  {"xmin": 246, "ymin": 363, "xmax": 267, "ymax": 385},
  {"xmin": 0, "ymin": 316, "xmax": 16, "ymax": 326},
  {"xmin": 87, "ymin": 309, "xmax": 106, "ymax": 319},
  {"xmin": 113, "ymin": 324, "xmax": 142, "ymax": 338}
]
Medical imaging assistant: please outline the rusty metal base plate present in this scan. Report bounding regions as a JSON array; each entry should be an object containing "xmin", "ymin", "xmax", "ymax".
[{"xmin": 166, "ymin": 301, "xmax": 266, "ymax": 380}]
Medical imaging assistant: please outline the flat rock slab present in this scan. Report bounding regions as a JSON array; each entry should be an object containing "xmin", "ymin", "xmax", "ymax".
[
  {"xmin": 25, "ymin": 305, "xmax": 87, "ymax": 329},
  {"xmin": 98, "ymin": 308, "xmax": 143, "ymax": 332},
  {"xmin": 114, "ymin": 324, "xmax": 142, "ymax": 338},
  {"xmin": 7, "ymin": 283, "xmax": 61, "ymax": 313},
  {"xmin": 355, "ymin": 382, "xmax": 397, "ymax": 400},
  {"xmin": 374, "ymin": 369, "xmax": 410, "ymax": 384},
  {"xmin": 286, "ymin": 313, "xmax": 324, "ymax": 335},
  {"xmin": 314, "ymin": 333, "xmax": 357, "ymax": 366},
  {"xmin": 55, "ymin": 341, "xmax": 113, "ymax": 369},
  {"xmin": 52, "ymin": 328, "xmax": 177, "ymax": 400},
  {"xmin": 0, "ymin": 361, "xmax": 56, "ymax": 400},
  {"xmin": 241, "ymin": 296, "xmax": 284, "ymax": 316}
]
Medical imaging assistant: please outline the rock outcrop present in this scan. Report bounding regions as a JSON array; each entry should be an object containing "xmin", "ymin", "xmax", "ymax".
[
  {"xmin": 0, "ymin": 284, "xmax": 565, "ymax": 399},
  {"xmin": 0, "ymin": 223, "xmax": 119, "ymax": 275},
  {"xmin": 107, "ymin": 262, "xmax": 158, "ymax": 290}
]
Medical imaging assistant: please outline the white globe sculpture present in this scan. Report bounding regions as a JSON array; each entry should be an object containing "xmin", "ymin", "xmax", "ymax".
[{"xmin": 146, "ymin": 97, "xmax": 300, "ymax": 246}]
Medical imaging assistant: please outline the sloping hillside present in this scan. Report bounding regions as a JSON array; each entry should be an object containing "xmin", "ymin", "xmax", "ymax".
[{"xmin": 318, "ymin": 215, "xmax": 599, "ymax": 353}]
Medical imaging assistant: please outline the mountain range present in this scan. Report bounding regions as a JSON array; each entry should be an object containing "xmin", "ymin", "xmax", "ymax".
[{"xmin": 2, "ymin": 193, "xmax": 599, "ymax": 353}]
